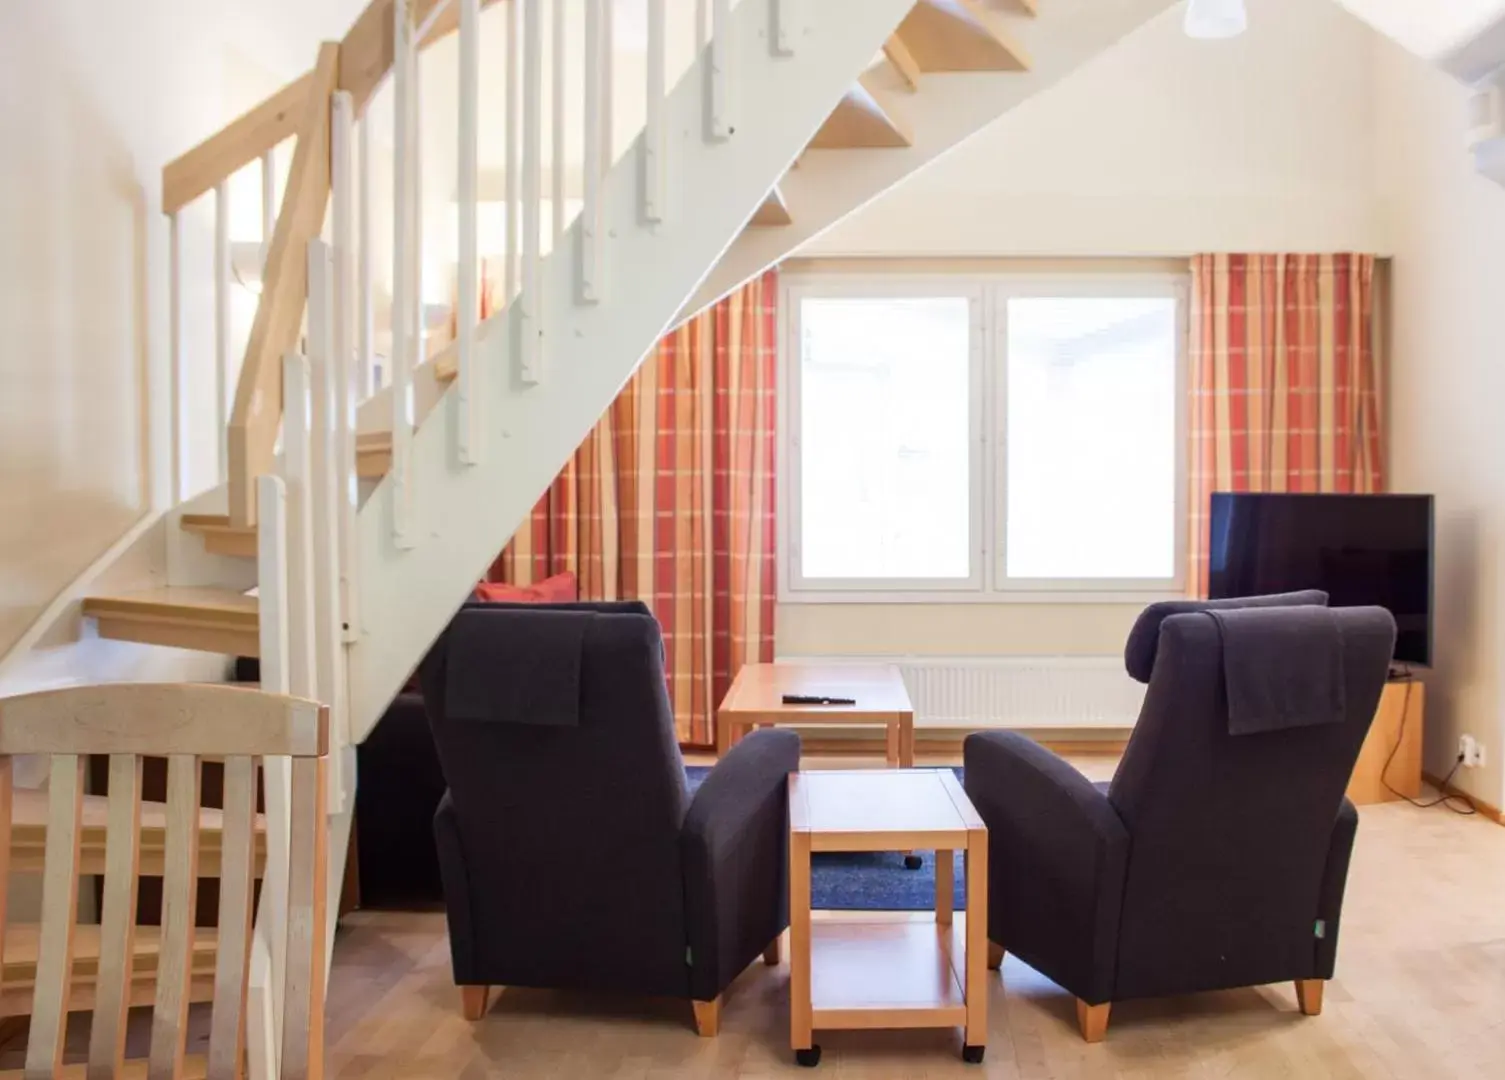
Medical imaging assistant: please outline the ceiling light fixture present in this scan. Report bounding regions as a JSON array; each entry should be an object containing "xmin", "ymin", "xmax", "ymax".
[{"xmin": 1184, "ymin": 0, "xmax": 1247, "ymax": 40}]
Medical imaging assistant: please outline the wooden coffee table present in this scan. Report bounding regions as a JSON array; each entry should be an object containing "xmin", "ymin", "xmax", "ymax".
[
  {"xmin": 717, "ymin": 663, "xmax": 914, "ymax": 767},
  {"xmin": 787, "ymin": 769, "xmax": 988, "ymax": 1066}
]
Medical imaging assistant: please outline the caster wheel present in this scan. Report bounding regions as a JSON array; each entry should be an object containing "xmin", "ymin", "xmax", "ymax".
[
  {"xmin": 903, "ymin": 854, "xmax": 924, "ymax": 870},
  {"xmin": 962, "ymin": 1045, "xmax": 985, "ymax": 1064},
  {"xmin": 795, "ymin": 1046, "xmax": 822, "ymax": 1067}
]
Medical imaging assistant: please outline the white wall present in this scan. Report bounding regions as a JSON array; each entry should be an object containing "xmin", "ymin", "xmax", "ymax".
[
  {"xmin": 1334, "ymin": 0, "xmax": 1505, "ymax": 60},
  {"xmin": 1373, "ymin": 33, "xmax": 1505, "ymax": 807},
  {"xmin": 0, "ymin": 0, "xmax": 320, "ymax": 690},
  {"xmin": 778, "ymin": 0, "xmax": 1389, "ymax": 661},
  {"xmin": 804, "ymin": 0, "xmax": 1384, "ymax": 258}
]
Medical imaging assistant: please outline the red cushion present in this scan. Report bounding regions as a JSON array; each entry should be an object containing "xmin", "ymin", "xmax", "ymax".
[{"xmin": 472, "ymin": 571, "xmax": 579, "ymax": 604}]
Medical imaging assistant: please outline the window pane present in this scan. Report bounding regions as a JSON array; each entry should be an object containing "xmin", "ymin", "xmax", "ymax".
[
  {"xmin": 1005, "ymin": 296, "xmax": 1177, "ymax": 581},
  {"xmin": 799, "ymin": 297, "xmax": 972, "ymax": 581}
]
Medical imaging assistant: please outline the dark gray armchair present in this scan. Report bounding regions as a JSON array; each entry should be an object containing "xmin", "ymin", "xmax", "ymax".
[
  {"xmin": 420, "ymin": 603, "xmax": 798, "ymax": 1035},
  {"xmin": 964, "ymin": 591, "xmax": 1395, "ymax": 1042}
]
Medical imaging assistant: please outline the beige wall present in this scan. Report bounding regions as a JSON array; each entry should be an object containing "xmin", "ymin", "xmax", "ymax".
[
  {"xmin": 777, "ymin": 0, "xmax": 1388, "ymax": 660},
  {"xmin": 0, "ymin": 1, "xmax": 319, "ymax": 682},
  {"xmin": 1374, "ymin": 34, "xmax": 1505, "ymax": 807},
  {"xmin": 778, "ymin": 603, "xmax": 1143, "ymax": 658},
  {"xmin": 805, "ymin": 0, "xmax": 1386, "ymax": 259}
]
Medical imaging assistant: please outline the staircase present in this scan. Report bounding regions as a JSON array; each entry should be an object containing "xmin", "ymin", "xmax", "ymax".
[{"xmin": 55, "ymin": 0, "xmax": 1179, "ymax": 1071}]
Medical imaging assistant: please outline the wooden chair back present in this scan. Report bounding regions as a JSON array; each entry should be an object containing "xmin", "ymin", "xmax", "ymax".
[{"xmin": 0, "ymin": 682, "xmax": 329, "ymax": 1079}]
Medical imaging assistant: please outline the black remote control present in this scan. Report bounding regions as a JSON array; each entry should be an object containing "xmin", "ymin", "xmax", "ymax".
[{"xmin": 782, "ymin": 694, "xmax": 857, "ymax": 706}]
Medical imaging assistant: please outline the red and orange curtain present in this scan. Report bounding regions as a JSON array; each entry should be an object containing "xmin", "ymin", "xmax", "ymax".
[
  {"xmin": 487, "ymin": 270, "xmax": 779, "ymax": 745},
  {"xmin": 1187, "ymin": 254, "xmax": 1384, "ymax": 595}
]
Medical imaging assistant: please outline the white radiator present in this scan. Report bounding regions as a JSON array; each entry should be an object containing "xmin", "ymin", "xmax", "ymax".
[{"xmin": 778, "ymin": 656, "xmax": 1143, "ymax": 730}]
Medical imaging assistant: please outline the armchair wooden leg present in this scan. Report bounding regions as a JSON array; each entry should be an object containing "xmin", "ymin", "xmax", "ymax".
[
  {"xmin": 1075, "ymin": 999, "xmax": 1111, "ymax": 1043},
  {"xmin": 987, "ymin": 942, "xmax": 1005, "ymax": 971},
  {"xmin": 692, "ymin": 997, "xmax": 721, "ymax": 1037},
  {"xmin": 1295, "ymin": 979, "xmax": 1324, "ymax": 1016},
  {"xmin": 763, "ymin": 934, "xmax": 782, "ymax": 966},
  {"xmin": 461, "ymin": 985, "xmax": 491, "ymax": 1021}
]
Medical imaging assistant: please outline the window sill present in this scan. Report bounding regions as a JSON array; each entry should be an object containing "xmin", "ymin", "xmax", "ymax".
[{"xmin": 779, "ymin": 589, "xmax": 1186, "ymax": 606}]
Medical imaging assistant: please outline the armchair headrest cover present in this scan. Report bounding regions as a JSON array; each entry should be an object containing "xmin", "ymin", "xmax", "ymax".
[
  {"xmin": 445, "ymin": 607, "xmax": 594, "ymax": 726},
  {"xmin": 1124, "ymin": 590, "xmax": 1329, "ymax": 684},
  {"xmin": 1205, "ymin": 605, "xmax": 1348, "ymax": 735}
]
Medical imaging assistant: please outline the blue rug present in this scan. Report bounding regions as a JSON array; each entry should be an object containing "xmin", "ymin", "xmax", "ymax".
[{"xmin": 685, "ymin": 767, "xmax": 967, "ymax": 912}]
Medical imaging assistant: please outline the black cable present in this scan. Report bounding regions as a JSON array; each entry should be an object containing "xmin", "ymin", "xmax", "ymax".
[{"xmin": 1381, "ymin": 669, "xmax": 1476, "ymax": 814}]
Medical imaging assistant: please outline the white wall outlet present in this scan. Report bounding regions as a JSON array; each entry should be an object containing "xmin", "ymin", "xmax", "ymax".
[{"xmin": 1459, "ymin": 734, "xmax": 1484, "ymax": 768}]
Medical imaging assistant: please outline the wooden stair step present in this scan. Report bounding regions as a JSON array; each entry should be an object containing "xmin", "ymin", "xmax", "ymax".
[
  {"xmin": 0, "ymin": 924, "xmax": 218, "ymax": 1017},
  {"xmin": 751, "ymin": 184, "xmax": 793, "ymax": 227},
  {"xmin": 180, "ymin": 513, "xmax": 257, "ymax": 559},
  {"xmin": 356, "ymin": 429, "xmax": 394, "ymax": 478},
  {"xmin": 884, "ymin": 33, "xmax": 922, "ymax": 91},
  {"xmin": 81, "ymin": 588, "xmax": 259, "ymax": 658},
  {"xmin": 898, "ymin": 0, "xmax": 1032, "ymax": 73},
  {"xmin": 9, "ymin": 789, "xmax": 266, "ymax": 878},
  {"xmin": 180, "ymin": 429, "xmax": 396, "ymax": 556},
  {"xmin": 808, "ymin": 76, "xmax": 912, "ymax": 150}
]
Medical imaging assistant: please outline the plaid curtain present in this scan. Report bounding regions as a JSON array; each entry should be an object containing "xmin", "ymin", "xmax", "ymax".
[
  {"xmin": 488, "ymin": 270, "xmax": 779, "ymax": 745},
  {"xmin": 1188, "ymin": 254, "xmax": 1384, "ymax": 596}
]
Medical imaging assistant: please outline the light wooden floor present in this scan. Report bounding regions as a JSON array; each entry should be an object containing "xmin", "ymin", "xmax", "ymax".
[{"xmin": 325, "ymin": 764, "xmax": 1505, "ymax": 1079}]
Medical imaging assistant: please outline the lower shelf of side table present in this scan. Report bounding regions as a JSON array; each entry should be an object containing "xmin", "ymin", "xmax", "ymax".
[{"xmin": 809, "ymin": 915, "xmax": 969, "ymax": 1031}]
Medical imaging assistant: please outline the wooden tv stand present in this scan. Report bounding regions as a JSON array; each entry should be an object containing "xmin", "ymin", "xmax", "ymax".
[{"xmin": 1346, "ymin": 678, "xmax": 1425, "ymax": 806}]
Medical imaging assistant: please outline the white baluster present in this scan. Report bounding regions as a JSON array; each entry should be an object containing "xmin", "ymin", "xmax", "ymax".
[
  {"xmin": 771, "ymin": 0, "xmax": 794, "ymax": 56},
  {"xmin": 710, "ymin": 0, "xmax": 733, "ymax": 139},
  {"xmin": 168, "ymin": 212, "xmax": 184, "ymax": 504},
  {"xmin": 504, "ymin": 0, "xmax": 521, "ymax": 307},
  {"xmin": 391, "ymin": 0, "xmax": 417, "ymax": 547},
  {"xmin": 520, "ymin": 0, "xmax": 544, "ymax": 383},
  {"xmin": 331, "ymin": 91, "xmax": 361, "ymax": 643},
  {"xmin": 602, "ymin": 0, "xmax": 614, "ymax": 167},
  {"xmin": 214, "ymin": 180, "xmax": 231, "ymax": 484},
  {"xmin": 282, "ymin": 351, "xmax": 317, "ymax": 704},
  {"xmin": 644, "ymin": 0, "xmax": 666, "ymax": 222},
  {"xmin": 412, "ymin": 42, "xmax": 424, "ymax": 380},
  {"xmin": 552, "ymin": 0, "xmax": 566, "ymax": 242},
  {"xmin": 458, "ymin": 0, "xmax": 482, "ymax": 464},
  {"xmin": 307, "ymin": 238, "xmax": 358, "ymax": 986},
  {"xmin": 306, "ymin": 239, "xmax": 346, "ymax": 805},
  {"xmin": 357, "ymin": 115, "xmax": 375, "ymax": 397},
  {"xmin": 581, "ymin": 0, "xmax": 604, "ymax": 303},
  {"xmin": 248, "ymin": 472, "xmax": 290, "ymax": 1080},
  {"xmin": 261, "ymin": 148, "xmax": 277, "ymax": 267}
]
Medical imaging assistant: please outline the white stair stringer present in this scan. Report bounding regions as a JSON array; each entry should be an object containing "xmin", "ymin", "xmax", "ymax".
[
  {"xmin": 348, "ymin": 0, "xmax": 917, "ymax": 739},
  {"xmin": 688, "ymin": 0, "xmax": 1183, "ymax": 315}
]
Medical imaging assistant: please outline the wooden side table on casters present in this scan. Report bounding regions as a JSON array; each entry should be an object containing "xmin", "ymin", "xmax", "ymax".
[{"xmin": 786, "ymin": 769, "xmax": 989, "ymax": 1067}]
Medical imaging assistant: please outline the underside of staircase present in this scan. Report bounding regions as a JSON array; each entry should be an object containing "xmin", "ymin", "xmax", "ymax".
[
  {"xmin": 81, "ymin": 0, "xmax": 1178, "ymax": 741},
  {"xmin": 36, "ymin": 0, "xmax": 1183, "ymax": 1070}
]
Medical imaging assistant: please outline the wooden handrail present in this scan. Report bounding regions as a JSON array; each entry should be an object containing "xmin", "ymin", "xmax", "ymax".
[
  {"xmin": 340, "ymin": 0, "xmax": 503, "ymax": 112},
  {"xmin": 226, "ymin": 42, "xmax": 341, "ymax": 527},
  {"xmin": 208, "ymin": 0, "xmax": 506, "ymax": 525},
  {"xmin": 162, "ymin": 74, "xmax": 312, "ymax": 215}
]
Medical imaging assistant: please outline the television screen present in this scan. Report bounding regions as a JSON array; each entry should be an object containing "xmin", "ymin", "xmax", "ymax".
[{"xmin": 1207, "ymin": 493, "xmax": 1433, "ymax": 666}]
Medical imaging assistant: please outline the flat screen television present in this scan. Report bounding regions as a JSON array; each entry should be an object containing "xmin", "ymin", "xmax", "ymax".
[{"xmin": 1207, "ymin": 493, "xmax": 1434, "ymax": 667}]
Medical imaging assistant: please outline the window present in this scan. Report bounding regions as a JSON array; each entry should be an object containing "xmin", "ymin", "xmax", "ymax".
[{"xmin": 784, "ymin": 274, "xmax": 1187, "ymax": 600}]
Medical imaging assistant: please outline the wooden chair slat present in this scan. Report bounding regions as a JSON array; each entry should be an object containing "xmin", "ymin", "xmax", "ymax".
[
  {"xmin": 206, "ymin": 755, "xmax": 259, "ymax": 1080},
  {"xmin": 148, "ymin": 754, "xmax": 203, "ymax": 1080},
  {"xmin": 87, "ymin": 754, "xmax": 144, "ymax": 1079},
  {"xmin": 0, "ymin": 683, "xmax": 325, "ymax": 757},
  {"xmin": 24, "ymin": 755, "xmax": 85, "ymax": 1080},
  {"xmin": 0, "ymin": 684, "xmax": 329, "ymax": 1078},
  {"xmin": 279, "ymin": 755, "xmax": 328, "ymax": 1080}
]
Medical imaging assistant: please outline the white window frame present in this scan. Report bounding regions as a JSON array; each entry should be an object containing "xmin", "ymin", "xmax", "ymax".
[
  {"xmin": 989, "ymin": 275, "xmax": 1190, "ymax": 597},
  {"xmin": 780, "ymin": 270, "xmax": 1189, "ymax": 605},
  {"xmin": 780, "ymin": 278, "xmax": 986, "ymax": 597}
]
